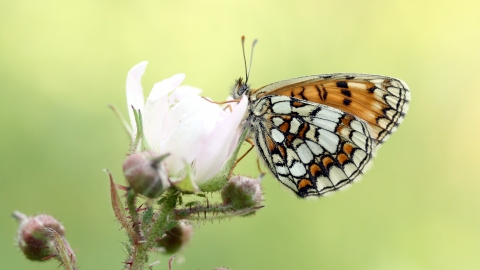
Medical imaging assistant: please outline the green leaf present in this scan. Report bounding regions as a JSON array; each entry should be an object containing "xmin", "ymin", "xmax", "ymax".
[
  {"xmin": 165, "ymin": 221, "xmax": 178, "ymax": 231},
  {"xmin": 108, "ymin": 104, "xmax": 132, "ymax": 139},
  {"xmin": 171, "ymin": 165, "xmax": 199, "ymax": 193},
  {"xmin": 130, "ymin": 107, "xmax": 151, "ymax": 153},
  {"xmin": 47, "ymin": 228, "xmax": 77, "ymax": 270},
  {"xmin": 106, "ymin": 170, "xmax": 139, "ymax": 243},
  {"xmin": 142, "ymin": 207, "xmax": 154, "ymax": 226},
  {"xmin": 157, "ymin": 197, "xmax": 167, "ymax": 205}
]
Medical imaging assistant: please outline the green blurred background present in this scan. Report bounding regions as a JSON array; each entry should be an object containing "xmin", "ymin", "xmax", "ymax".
[{"xmin": 1, "ymin": 0, "xmax": 479, "ymax": 269}]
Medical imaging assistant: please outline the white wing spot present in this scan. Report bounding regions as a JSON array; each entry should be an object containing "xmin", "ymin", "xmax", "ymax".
[
  {"xmin": 386, "ymin": 86, "xmax": 401, "ymax": 97},
  {"xmin": 377, "ymin": 118, "xmax": 390, "ymax": 129},
  {"xmin": 313, "ymin": 118, "xmax": 337, "ymax": 132},
  {"xmin": 276, "ymin": 165, "xmax": 289, "ymax": 175},
  {"xmin": 352, "ymin": 150, "xmax": 367, "ymax": 166},
  {"xmin": 290, "ymin": 162, "xmax": 307, "ymax": 177},
  {"xmin": 315, "ymin": 176, "xmax": 334, "ymax": 192},
  {"xmin": 271, "ymin": 101, "xmax": 292, "ymax": 114},
  {"xmin": 297, "ymin": 143, "xmax": 314, "ymax": 163},
  {"xmin": 306, "ymin": 140, "xmax": 324, "ymax": 155},
  {"xmin": 350, "ymin": 120, "xmax": 364, "ymax": 133},
  {"xmin": 270, "ymin": 96, "xmax": 290, "ymax": 104},
  {"xmin": 272, "ymin": 154, "xmax": 283, "ymax": 164},
  {"xmin": 286, "ymin": 148, "xmax": 298, "ymax": 166},
  {"xmin": 386, "ymin": 109, "xmax": 397, "ymax": 120},
  {"xmin": 329, "ymin": 166, "xmax": 348, "ymax": 186},
  {"xmin": 292, "ymin": 105, "xmax": 316, "ymax": 115},
  {"xmin": 315, "ymin": 109, "xmax": 342, "ymax": 121},
  {"xmin": 272, "ymin": 116, "xmax": 284, "ymax": 127},
  {"xmin": 318, "ymin": 130, "xmax": 339, "ymax": 153},
  {"xmin": 351, "ymin": 131, "xmax": 368, "ymax": 151},
  {"xmin": 271, "ymin": 129, "xmax": 285, "ymax": 143},
  {"xmin": 346, "ymin": 82, "xmax": 367, "ymax": 90},
  {"xmin": 343, "ymin": 163, "xmax": 358, "ymax": 178},
  {"xmin": 386, "ymin": 95, "xmax": 400, "ymax": 108},
  {"xmin": 289, "ymin": 117, "xmax": 301, "ymax": 133}
]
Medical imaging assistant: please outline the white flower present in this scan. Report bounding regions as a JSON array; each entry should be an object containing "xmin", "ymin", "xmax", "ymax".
[{"xmin": 126, "ymin": 61, "xmax": 248, "ymax": 186}]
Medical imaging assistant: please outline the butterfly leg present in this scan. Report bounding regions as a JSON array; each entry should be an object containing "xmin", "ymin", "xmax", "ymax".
[
  {"xmin": 223, "ymin": 104, "xmax": 233, "ymax": 112},
  {"xmin": 201, "ymin": 97, "xmax": 242, "ymax": 112},
  {"xmin": 256, "ymin": 156, "xmax": 265, "ymax": 175},
  {"xmin": 228, "ymin": 138, "xmax": 256, "ymax": 178}
]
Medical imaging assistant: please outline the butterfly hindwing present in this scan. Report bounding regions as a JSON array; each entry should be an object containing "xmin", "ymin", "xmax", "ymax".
[{"xmin": 248, "ymin": 95, "xmax": 376, "ymax": 197}]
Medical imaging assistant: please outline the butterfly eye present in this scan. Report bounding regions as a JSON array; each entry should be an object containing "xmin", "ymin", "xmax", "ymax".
[
  {"xmin": 231, "ymin": 77, "xmax": 250, "ymax": 99},
  {"xmin": 237, "ymin": 84, "xmax": 249, "ymax": 97}
]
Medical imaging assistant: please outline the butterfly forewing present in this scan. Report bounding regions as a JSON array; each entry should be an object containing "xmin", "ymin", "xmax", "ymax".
[{"xmin": 250, "ymin": 74, "xmax": 410, "ymax": 144}]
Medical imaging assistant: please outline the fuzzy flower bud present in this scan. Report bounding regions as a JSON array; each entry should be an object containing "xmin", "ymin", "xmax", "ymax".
[
  {"xmin": 123, "ymin": 152, "xmax": 170, "ymax": 198},
  {"xmin": 154, "ymin": 222, "xmax": 193, "ymax": 254},
  {"xmin": 221, "ymin": 175, "xmax": 264, "ymax": 210},
  {"xmin": 12, "ymin": 211, "xmax": 65, "ymax": 261}
]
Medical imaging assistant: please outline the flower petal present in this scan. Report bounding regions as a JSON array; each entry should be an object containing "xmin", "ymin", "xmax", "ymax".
[
  {"xmin": 194, "ymin": 96, "xmax": 248, "ymax": 183},
  {"xmin": 147, "ymin": 74, "xmax": 185, "ymax": 102},
  {"xmin": 126, "ymin": 61, "xmax": 148, "ymax": 136},
  {"xmin": 143, "ymin": 74, "xmax": 186, "ymax": 149},
  {"xmin": 160, "ymin": 95, "xmax": 225, "ymax": 174},
  {"xmin": 168, "ymin": 85, "xmax": 202, "ymax": 104}
]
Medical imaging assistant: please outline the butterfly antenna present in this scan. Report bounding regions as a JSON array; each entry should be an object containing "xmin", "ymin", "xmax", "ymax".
[
  {"xmin": 247, "ymin": 39, "xmax": 258, "ymax": 83},
  {"xmin": 241, "ymin": 36, "xmax": 248, "ymax": 83}
]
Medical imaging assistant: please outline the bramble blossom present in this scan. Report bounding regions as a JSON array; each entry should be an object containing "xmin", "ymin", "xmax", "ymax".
[{"xmin": 126, "ymin": 62, "xmax": 248, "ymax": 187}]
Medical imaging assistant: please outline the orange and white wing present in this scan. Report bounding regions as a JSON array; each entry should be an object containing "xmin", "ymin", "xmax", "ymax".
[{"xmin": 251, "ymin": 74, "xmax": 410, "ymax": 144}]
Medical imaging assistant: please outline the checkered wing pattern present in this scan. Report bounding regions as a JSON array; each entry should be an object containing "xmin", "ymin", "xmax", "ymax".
[
  {"xmin": 251, "ymin": 74, "xmax": 410, "ymax": 144},
  {"xmin": 244, "ymin": 74, "xmax": 410, "ymax": 198}
]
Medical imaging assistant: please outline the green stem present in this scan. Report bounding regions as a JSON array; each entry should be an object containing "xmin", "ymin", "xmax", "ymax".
[
  {"xmin": 173, "ymin": 204, "xmax": 264, "ymax": 221},
  {"xmin": 147, "ymin": 188, "xmax": 179, "ymax": 244},
  {"xmin": 126, "ymin": 189, "xmax": 145, "ymax": 242},
  {"xmin": 129, "ymin": 188, "xmax": 178, "ymax": 270}
]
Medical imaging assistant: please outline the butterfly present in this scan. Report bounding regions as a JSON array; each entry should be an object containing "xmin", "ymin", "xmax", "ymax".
[{"xmin": 231, "ymin": 40, "xmax": 410, "ymax": 198}]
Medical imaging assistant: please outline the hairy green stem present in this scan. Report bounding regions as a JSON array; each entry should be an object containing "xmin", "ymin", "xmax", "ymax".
[
  {"xmin": 174, "ymin": 204, "xmax": 263, "ymax": 221},
  {"xmin": 126, "ymin": 189, "xmax": 145, "ymax": 243},
  {"xmin": 129, "ymin": 188, "xmax": 178, "ymax": 270}
]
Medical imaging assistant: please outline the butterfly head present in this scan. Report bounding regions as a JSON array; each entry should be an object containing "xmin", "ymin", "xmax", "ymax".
[
  {"xmin": 231, "ymin": 37, "xmax": 256, "ymax": 99},
  {"xmin": 231, "ymin": 77, "xmax": 250, "ymax": 99}
]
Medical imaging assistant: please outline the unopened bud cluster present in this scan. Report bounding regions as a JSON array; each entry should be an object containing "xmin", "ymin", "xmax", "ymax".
[
  {"xmin": 221, "ymin": 175, "xmax": 263, "ymax": 210},
  {"xmin": 123, "ymin": 152, "xmax": 170, "ymax": 198},
  {"xmin": 13, "ymin": 212, "xmax": 65, "ymax": 261},
  {"xmin": 155, "ymin": 222, "xmax": 193, "ymax": 254}
]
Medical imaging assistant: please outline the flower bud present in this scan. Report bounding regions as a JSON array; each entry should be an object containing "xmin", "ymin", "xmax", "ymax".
[
  {"xmin": 221, "ymin": 175, "xmax": 263, "ymax": 210},
  {"xmin": 123, "ymin": 152, "xmax": 170, "ymax": 198},
  {"xmin": 155, "ymin": 222, "xmax": 193, "ymax": 254},
  {"xmin": 13, "ymin": 211, "xmax": 65, "ymax": 261}
]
